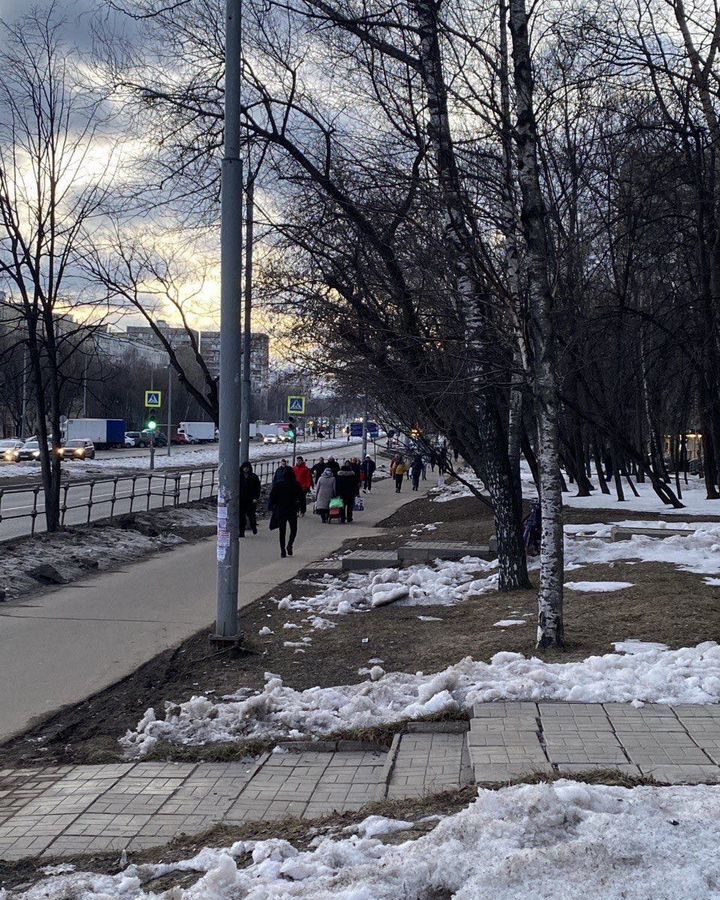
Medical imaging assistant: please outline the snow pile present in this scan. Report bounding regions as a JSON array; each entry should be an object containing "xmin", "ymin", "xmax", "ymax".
[
  {"xmin": 429, "ymin": 471, "xmax": 485, "ymax": 502},
  {"xmin": 565, "ymin": 581, "xmax": 634, "ymax": 592},
  {"xmin": 9, "ymin": 782, "xmax": 720, "ymax": 899},
  {"xmin": 121, "ymin": 641, "xmax": 720, "ymax": 756},
  {"xmin": 563, "ymin": 522, "xmax": 720, "ymax": 577},
  {"xmin": 281, "ymin": 557, "xmax": 498, "ymax": 621}
]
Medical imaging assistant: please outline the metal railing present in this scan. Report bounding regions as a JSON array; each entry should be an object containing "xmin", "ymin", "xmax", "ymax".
[{"xmin": 0, "ymin": 450, "xmax": 373, "ymax": 540}]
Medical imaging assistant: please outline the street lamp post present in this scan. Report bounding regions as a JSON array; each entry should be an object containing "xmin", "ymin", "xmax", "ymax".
[
  {"xmin": 214, "ymin": 0, "xmax": 243, "ymax": 642},
  {"xmin": 240, "ymin": 177, "xmax": 254, "ymax": 460}
]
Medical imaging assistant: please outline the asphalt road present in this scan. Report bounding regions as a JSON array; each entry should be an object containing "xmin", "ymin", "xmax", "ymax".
[{"xmin": 0, "ymin": 440, "xmax": 370, "ymax": 541}]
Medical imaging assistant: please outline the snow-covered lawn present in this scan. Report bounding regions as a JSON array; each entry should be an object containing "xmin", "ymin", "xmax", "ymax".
[
  {"xmin": 8, "ymin": 781, "xmax": 720, "ymax": 899},
  {"xmin": 121, "ymin": 641, "xmax": 720, "ymax": 757},
  {"xmin": 119, "ymin": 520, "xmax": 720, "ymax": 757},
  {"xmin": 431, "ymin": 464, "xmax": 720, "ymax": 518}
]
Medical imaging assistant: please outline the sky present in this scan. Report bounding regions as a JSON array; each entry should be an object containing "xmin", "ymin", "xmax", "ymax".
[{"xmin": 0, "ymin": 0, "xmax": 225, "ymax": 335}]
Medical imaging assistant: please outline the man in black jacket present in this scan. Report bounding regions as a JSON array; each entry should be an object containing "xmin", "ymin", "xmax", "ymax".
[
  {"xmin": 335, "ymin": 461, "xmax": 360, "ymax": 523},
  {"xmin": 360, "ymin": 455, "xmax": 376, "ymax": 492},
  {"xmin": 239, "ymin": 461, "xmax": 261, "ymax": 537},
  {"xmin": 268, "ymin": 466, "xmax": 303, "ymax": 557}
]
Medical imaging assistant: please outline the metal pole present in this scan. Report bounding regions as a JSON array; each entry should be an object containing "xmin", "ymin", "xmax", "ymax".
[
  {"xmin": 240, "ymin": 177, "xmax": 254, "ymax": 460},
  {"xmin": 215, "ymin": 0, "xmax": 243, "ymax": 642},
  {"xmin": 361, "ymin": 390, "xmax": 368, "ymax": 459},
  {"xmin": 21, "ymin": 344, "xmax": 27, "ymax": 439},
  {"xmin": 167, "ymin": 360, "xmax": 173, "ymax": 457},
  {"xmin": 82, "ymin": 357, "xmax": 88, "ymax": 417}
]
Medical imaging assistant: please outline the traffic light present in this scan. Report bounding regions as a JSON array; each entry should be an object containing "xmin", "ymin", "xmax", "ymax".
[
  {"xmin": 287, "ymin": 417, "xmax": 297, "ymax": 440},
  {"xmin": 147, "ymin": 419, "xmax": 157, "ymax": 431}
]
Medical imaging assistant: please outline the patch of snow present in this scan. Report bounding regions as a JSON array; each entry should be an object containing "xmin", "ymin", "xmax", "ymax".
[
  {"xmin": 565, "ymin": 581, "xmax": 634, "ymax": 592},
  {"xmin": 258, "ymin": 627, "xmax": 273, "ymax": 637},
  {"xmin": 121, "ymin": 641, "xmax": 720, "ymax": 756},
  {"xmin": 613, "ymin": 640, "xmax": 670, "ymax": 654},
  {"xmin": 277, "ymin": 557, "xmax": 498, "ymax": 621},
  {"xmin": 493, "ymin": 619, "xmax": 526, "ymax": 627},
  {"xmin": 13, "ymin": 783, "xmax": 720, "ymax": 900},
  {"xmin": 417, "ymin": 615, "xmax": 443, "ymax": 622}
]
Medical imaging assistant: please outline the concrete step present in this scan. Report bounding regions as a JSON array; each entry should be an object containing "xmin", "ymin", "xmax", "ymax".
[
  {"xmin": 300, "ymin": 559, "xmax": 344, "ymax": 576},
  {"xmin": 398, "ymin": 541, "xmax": 494, "ymax": 562},
  {"xmin": 341, "ymin": 549, "xmax": 399, "ymax": 571}
]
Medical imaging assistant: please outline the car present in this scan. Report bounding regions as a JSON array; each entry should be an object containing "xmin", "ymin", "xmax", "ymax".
[
  {"xmin": 0, "ymin": 439, "xmax": 25, "ymax": 463},
  {"xmin": 124, "ymin": 433, "xmax": 137, "ymax": 447},
  {"xmin": 263, "ymin": 434, "xmax": 279, "ymax": 444},
  {"xmin": 59, "ymin": 439, "xmax": 96, "ymax": 461},
  {"xmin": 14, "ymin": 438, "xmax": 57, "ymax": 462},
  {"xmin": 140, "ymin": 429, "xmax": 168, "ymax": 447}
]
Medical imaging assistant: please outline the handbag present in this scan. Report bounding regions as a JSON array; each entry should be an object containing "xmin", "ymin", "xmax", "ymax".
[
  {"xmin": 329, "ymin": 497, "xmax": 344, "ymax": 510},
  {"xmin": 269, "ymin": 508, "xmax": 280, "ymax": 530},
  {"xmin": 354, "ymin": 495, "xmax": 364, "ymax": 511}
]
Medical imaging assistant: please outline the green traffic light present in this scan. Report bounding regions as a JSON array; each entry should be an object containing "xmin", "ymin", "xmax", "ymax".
[{"xmin": 147, "ymin": 420, "xmax": 157, "ymax": 431}]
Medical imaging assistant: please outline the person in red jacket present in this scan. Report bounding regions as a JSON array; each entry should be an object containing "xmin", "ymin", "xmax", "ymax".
[{"xmin": 293, "ymin": 456, "xmax": 314, "ymax": 516}]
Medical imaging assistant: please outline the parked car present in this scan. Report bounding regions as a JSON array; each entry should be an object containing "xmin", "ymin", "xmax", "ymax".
[
  {"xmin": 124, "ymin": 433, "xmax": 137, "ymax": 447},
  {"xmin": 125, "ymin": 431, "xmax": 146, "ymax": 447},
  {"xmin": 141, "ymin": 429, "xmax": 168, "ymax": 447},
  {"xmin": 59, "ymin": 439, "xmax": 96, "ymax": 460},
  {"xmin": 1, "ymin": 439, "xmax": 25, "ymax": 463}
]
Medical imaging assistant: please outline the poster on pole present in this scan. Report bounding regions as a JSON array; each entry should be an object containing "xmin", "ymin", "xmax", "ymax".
[{"xmin": 287, "ymin": 395, "xmax": 306, "ymax": 415}]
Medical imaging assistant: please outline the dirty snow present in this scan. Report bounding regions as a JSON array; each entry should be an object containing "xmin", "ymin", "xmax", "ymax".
[
  {"xmin": 279, "ymin": 557, "xmax": 498, "ymax": 625},
  {"xmin": 493, "ymin": 619, "xmax": 526, "ymax": 627},
  {"xmin": 8, "ymin": 782, "xmax": 720, "ymax": 900},
  {"xmin": 564, "ymin": 581, "xmax": 634, "ymax": 592},
  {"xmin": 121, "ymin": 641, "xmax": 720, "ymax": 756}
]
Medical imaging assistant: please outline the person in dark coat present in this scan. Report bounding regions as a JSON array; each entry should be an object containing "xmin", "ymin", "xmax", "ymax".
[
  {"xmin": 268, "ymin": 465, "xmax": 303, "ymax": 557},
  {"xmin": 335, "ymin": 461, "xmax": 360, "ymax": 523},
  {"xmin": 326, "ymin": 456, "xmax": 340, "ymax": 476},
  {"xmin": 238, "ymin": 461, "xmax": 261, "ymax": 537},
  {"xmin": 360, "ymin": 455, "xmax": 376, "ymax": 492},
  {"xmin": 311, "ymin": 457, "xmax": 326, "ymax": 484},
  {"xmin": 410, "ymin": 454, "xmax": 423, "ymax": 491}
]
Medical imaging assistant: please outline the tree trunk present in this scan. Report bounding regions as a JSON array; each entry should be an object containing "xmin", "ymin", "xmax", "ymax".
[
  {"xmin": 412, "ymin": 0, "xmax": 530, "ymax": 590},
  {"xmin": 509, "ymin": 0, "xmax": 564, "ymax": 649}
]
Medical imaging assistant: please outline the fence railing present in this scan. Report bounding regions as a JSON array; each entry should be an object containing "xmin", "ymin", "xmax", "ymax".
[{"xmin": 0, "ymin": 449, "xmax": 376, "ymax": 540}]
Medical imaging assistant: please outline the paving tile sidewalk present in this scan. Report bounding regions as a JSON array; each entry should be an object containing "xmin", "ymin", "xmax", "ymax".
[
  {"xmin": 4, "ymin": 704, "xmax": 720, "ymax": 863},
  {"xmin": 468, "ymin": 701, "xmax": 720, "ymax": 784}
]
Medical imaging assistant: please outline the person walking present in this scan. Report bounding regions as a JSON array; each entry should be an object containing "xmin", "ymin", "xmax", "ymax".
[
  {"xmin": 314, "ymin": 467, "xmax": 336, "ymax": 523},
  {"xmin": 410, "ymin": 453, "xmax": 423, "ymax": 491},
  {"xmin": 390, "ymin": 453, "xmax": 400, "ymax": 478},
  {"xmin": 335, "ymin": 461, "xmax": 360, "ymax": 523},
  {"xmin": 311, "ymin": 457, "xmax": 326, "ymax": 484},
  {"xmin": 326, "ymin": 456, "xmax": 340, "ymax": 476},
  {"xmin": 361, "ymin": 455, "xmax": 376, "ymax": 492},
  {"xmin": 293, "ymin": 456, "xmax": 314, "ymax": 516},
  {"xmin": 268, "ymin": 465, "xmax": 302, "ymax": 557},
  {"xmin": 238, "ymin": 461, "xmax": 261, "ymax": 537},
  {"xmin": 394, "ymin": 456, "xmax": 407, "ymax": 492}
]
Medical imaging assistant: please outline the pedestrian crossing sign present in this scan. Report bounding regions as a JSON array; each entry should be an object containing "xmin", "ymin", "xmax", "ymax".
[
  {"xmin": 287, "ymin": 395, "xmax": 306, "ymax": 415},
  {"xmin": 145, "ymin": 390, "xmax": 162, "ymax": 408}
]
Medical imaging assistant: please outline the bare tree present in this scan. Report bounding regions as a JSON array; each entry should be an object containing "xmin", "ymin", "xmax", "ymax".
[{"xmin": 0, "ymin": 7, "xmax": 115, "ymax": 529}]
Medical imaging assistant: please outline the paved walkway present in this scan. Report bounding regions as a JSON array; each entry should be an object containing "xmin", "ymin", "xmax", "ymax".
[
  {"xmin": 0, "ymin": 471, "xmax": 417, "ymax": 743},
  {"xmin": 3, "ymin": 703, "xmax": 720, "ymax": 862}
]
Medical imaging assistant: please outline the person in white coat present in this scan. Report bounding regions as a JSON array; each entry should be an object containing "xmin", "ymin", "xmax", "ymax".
[{"xmin": 314, "ymin": 468, "xmax": 336, "ymax": 523}]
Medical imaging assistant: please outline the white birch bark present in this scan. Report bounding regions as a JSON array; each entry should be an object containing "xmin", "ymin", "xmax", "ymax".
[{"xmin": 508, "ymin": 0, "xmax": 564, "ymax": 648}]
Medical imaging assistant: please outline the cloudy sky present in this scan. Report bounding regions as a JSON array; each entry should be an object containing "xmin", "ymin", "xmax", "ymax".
[{"xmin": 0, "ymin": 0, "xmax": 224, "ymax": 333}]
